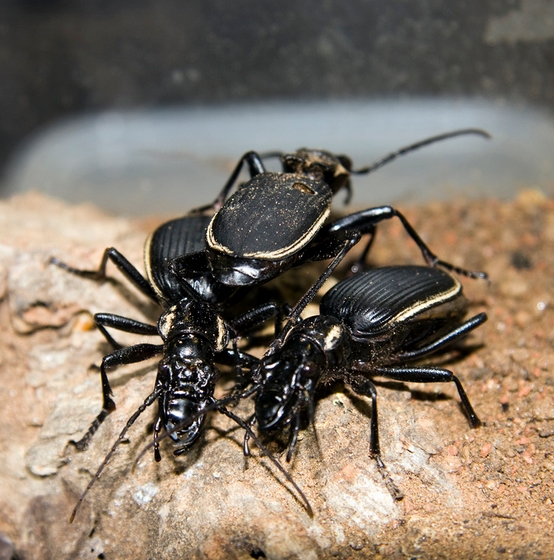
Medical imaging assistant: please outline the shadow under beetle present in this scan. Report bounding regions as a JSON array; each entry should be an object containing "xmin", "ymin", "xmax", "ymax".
[
  {"xmin": 177, "ymin": 128, "xmax": 490, "ymax": 288},
  {"xmin": 245, "ymin": 265, "xmax": 486, "ymax": 492}
]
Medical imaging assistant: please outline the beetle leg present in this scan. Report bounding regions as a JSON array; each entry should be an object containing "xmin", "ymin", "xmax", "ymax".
[
  {"xmin": 349, "ymin": 375, "xmax": 381, "ymax": 458},
  {"xmin": 214, "ymin": 346, "xmax": 258, "ymax": 371},
  {"xmin": 71, "ymin": 343, "xmax": 164, "ymax": 451},
  {"xmin": 189, "ymin": 151, "xmax": 267, "ymax": 214},
  {"xmin": 242, "ymin": 413, "xmax": 257, "ymax": 456},
  {"xmin": 228, "ymin": 301, "xmax": 284, "ymax": 336},
  {"xmin": 306, "ymin": 389, "xmax": 323, "ymax": 462},
  {"xmin": 94, "ymin": 312, "xmax": 158, "ymax": 350},
  {"xmin": 372, "ymin": 365, "xmax": 482, "ymax": 428},
  {"xmin": 349, "ymin": 375, "xmax": 403, "ymax": 500},
  {"xmin": 347, "ymin": 225, "xmax": 376, "ymax": 275},
  {"xmin": 286, "ymin": 381, "xmax": 318, "ymax": 462},
  {"xmin": 397, "ymin": 312, "xmax": 487, "ymax": 361},
  {"xmin": 274, "ymin": 232, "xmax": 361, "ymax": 347},
  {"xmin": 220, "ymin": 340, "xmax": 259, "ymax": 396},
  {"xmin": 50, "ymin": 247, "xmax": 158, "ymax": 302},
  {"xmin": 285, "ymin": 411, "xmax": 303, "ymax": 462},
  {"xmin": 322, "ymin": 206, "xmax": 488, "ymax": 280}
]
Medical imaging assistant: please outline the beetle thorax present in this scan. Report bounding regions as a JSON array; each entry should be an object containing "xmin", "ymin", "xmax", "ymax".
[
  {"xmin": 282, "ymin": 149, "xmax": 351, "ymax": 193},
  {"xmin": 292, "ymin": 315, "xmax": 351, "ymax": 370},
  {"xmin": 155, "ymin": 334, "xmax": 218, "ymax": 449},
  {"xmin": 158, "ymin": 300, "xmax": 228, "ymax": 352}
]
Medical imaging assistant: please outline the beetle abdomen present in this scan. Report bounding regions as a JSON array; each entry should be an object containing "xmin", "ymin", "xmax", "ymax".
[
  {"xmin": 207, "ymin": 173, "xmax": 332, "ymax": 259},
  {"xmin": 145, "ymin": 215, "xmax": 211, "ymax": 299},
  {"xmin": 321, "ymin": 266, "xmax": 463, "ymax": 337}
]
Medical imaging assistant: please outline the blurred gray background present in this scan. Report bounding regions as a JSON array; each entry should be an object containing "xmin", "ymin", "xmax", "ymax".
[{"xmin": 2, "ymin": 0, "xmax": 554, "ymax": 214}]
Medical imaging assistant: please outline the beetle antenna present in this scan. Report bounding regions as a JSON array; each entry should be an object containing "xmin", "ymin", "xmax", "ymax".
[
  {"xmin": 69, "ymin": 388, "xmax": 161, "ymax": 523},
  {"xmin": 270, "ymin": 233, "xmax": 361, "ymax": 352},
  {"xmin": 306, "ymin": 390, "xmax": 323, "ymax": 462},
  {"xmin": 219, "ymin": 406, "xmax": 314, "ymax": 517},
  {"xmin": 258, "ymin": 150, "xmax": 284, "ymax": 160},
  {"xmin": 352, "ymin": 128, "xmax": 491, "ymax": 176},
  {"xmin": 133, "ymin": 390, "xmax": 313, "ymax": 516}
]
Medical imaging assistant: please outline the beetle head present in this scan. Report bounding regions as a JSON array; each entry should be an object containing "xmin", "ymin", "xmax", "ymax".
[
  {"xmin": 157, "ymin": 335, "xmax": 218, "ymax": 452},
  {"xmin": 282, "ymin": 149, "xmax": 353, "ymax": 196},
  {"xmin": 255, "ymin": 340, "xmax": 320, "ymax": 431}
]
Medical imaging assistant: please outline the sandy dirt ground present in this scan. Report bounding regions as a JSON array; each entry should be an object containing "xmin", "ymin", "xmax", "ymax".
[{"xmin": 0, "ymin": 190, "xmax": 552, "ymax": 559}]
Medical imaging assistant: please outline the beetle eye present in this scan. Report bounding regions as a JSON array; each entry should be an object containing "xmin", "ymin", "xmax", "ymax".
[{"xmin": 303, "ymin": 361, "xmax": 319, "ymax": 377}]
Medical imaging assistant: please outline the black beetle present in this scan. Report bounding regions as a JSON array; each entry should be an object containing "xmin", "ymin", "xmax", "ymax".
[
  {"xmin": 198, "ymin": 128, "xmax": 491, "ymax": 212},
  {"xmin": 51, "ymin": 214, "xmax": 291, "ymax": 521},
  {"xmin": 176, "ymin": 129, "xmax": 490, "ymax": 289},
  {"xmin": 51, "ymin": 214, "xmax": 282, "ymax": 451},
  {"xmin": 66, "ymin": 296, "xmax": 267, "ymax": 522},
  {"xmin": 245, "ymin": 266, "xmax": 486, "ymax": 486}
]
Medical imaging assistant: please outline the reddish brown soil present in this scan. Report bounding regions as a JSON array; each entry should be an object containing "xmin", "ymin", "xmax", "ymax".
[{"xmin": 0, "ymin": 191, "xmax": 552, "ymax": 559}]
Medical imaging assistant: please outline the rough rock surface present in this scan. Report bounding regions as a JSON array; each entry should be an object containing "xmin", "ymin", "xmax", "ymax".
[{"xmin": 0, "ymin": 191, "xmax": 552, "ymax": 559}]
